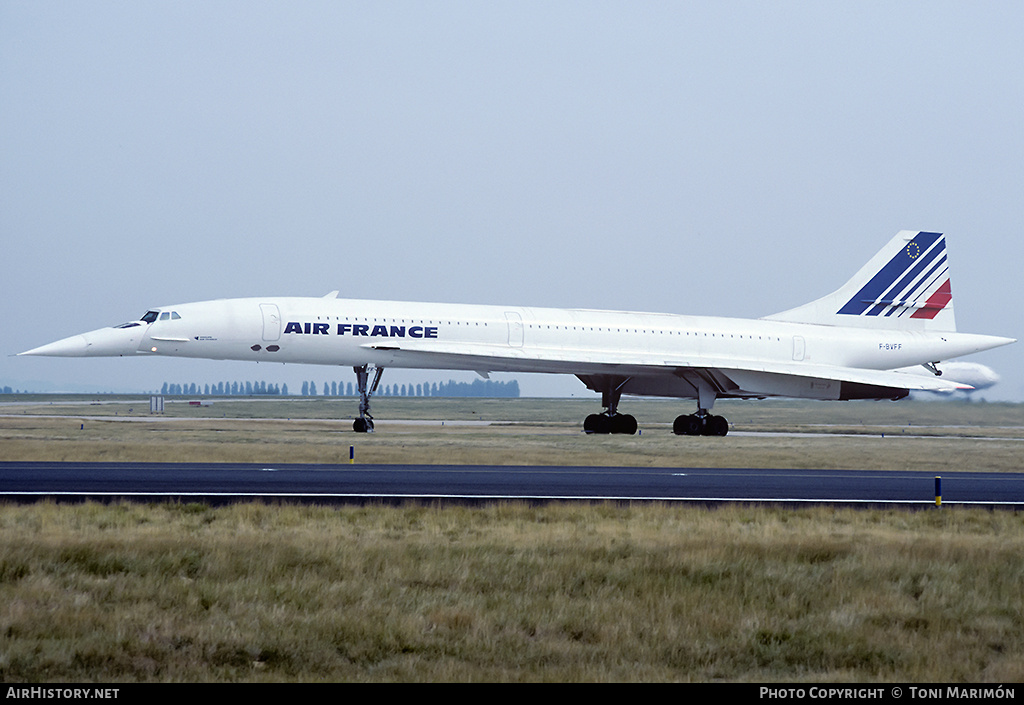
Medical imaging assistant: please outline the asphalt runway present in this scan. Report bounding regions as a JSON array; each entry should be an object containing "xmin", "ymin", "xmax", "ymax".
[{"xmin": 2, "ymin": 461, "xmax": 1022, "ymax": 507}]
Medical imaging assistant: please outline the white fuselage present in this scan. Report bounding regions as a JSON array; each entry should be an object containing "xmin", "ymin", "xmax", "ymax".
[{"xmin": 67, "ymin": 296, "xmax": 1000, "ymax": 402}]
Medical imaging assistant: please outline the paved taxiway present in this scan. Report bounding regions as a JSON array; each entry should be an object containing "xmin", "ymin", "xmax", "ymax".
[{"xmin": 1, "ymin": 461, "xmax": 1022, "ymax": 507}]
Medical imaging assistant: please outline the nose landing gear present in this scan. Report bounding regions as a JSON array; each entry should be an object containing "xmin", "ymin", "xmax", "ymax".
[{"xmin": 352, "ymin": 364, "xmax": 384, "ymax": 433}]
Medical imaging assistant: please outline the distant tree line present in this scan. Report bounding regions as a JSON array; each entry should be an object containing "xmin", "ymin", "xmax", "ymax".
[
  {"xmin": 155, "ymin": 378, "xmax": 519, "ymax": 398},
  {"xmin": 161, "ymin": 381, "xmax": 288, "ymax": 396},
  {"xmin": 375, "ymin": 379, "xmax": 519, "ymax": 398}
]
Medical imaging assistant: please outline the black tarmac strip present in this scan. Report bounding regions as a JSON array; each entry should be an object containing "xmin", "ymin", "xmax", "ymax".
[{"xmin": 1, "ymin": 461, "xmax": 1023, "ymax": 508}]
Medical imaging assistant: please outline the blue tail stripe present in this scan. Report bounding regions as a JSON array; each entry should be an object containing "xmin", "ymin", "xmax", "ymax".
[
  {"xmin": 865, "ymin": 245, "xmax": 946, "ymax": 316},
  {"xmin": 903, "ymin": 256, "xmax": 948, "ymax": 311},
  {"xmin": 838, "ymin": 232, "xmax": 943, "ymax": 316},
  {"xmin": 886, "ymin": 258, "xmax": 948, "ymax": 317},
  {"xmin": 889, "ymin": 249, "xmax": 947, "ymax": 306}
]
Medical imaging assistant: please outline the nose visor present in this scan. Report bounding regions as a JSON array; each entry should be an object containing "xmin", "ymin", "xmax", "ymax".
[{"xmin": 20, "ymin": 323, "xmax": 146, "ymax": 358}]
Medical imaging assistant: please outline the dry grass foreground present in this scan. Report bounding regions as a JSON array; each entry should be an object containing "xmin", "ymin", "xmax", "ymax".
[
  {"xmin": 1, "ymin": 501, "xmax": 1023, "ymax": 682},
  {"xmin": 1, "ymin": 397, "xmax": 1023, "ymax": 471},
  {"xmin": 1, "ymin": 397, "xmax": 1022, "ymax": 682}
]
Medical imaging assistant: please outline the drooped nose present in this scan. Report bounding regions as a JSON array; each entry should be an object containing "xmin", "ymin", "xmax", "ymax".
[
  {"xmin": 20, "ymin": 326, "xmax": 144, "ymax": 357},
  {"xmin": 19, "ymin": 334, "xmax": 89, "ymax": 357}
]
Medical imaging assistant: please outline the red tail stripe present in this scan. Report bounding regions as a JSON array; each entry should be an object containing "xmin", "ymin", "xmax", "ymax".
[{"xmin": 910, "ymin": 279, "xmax": 952, "ymax": 319}]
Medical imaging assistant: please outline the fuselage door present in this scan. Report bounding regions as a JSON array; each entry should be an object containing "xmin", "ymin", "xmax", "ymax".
[
  {"xmin": 792, "ymin": 335, "xmax": 805, "ymax": 361},
  {"xmin": 260, "ymin": 303, "xmax": 282, "ymax": 342},
  {"xmin": 505, "ymin": 312, "xmax": 524, "ymax": 348}
]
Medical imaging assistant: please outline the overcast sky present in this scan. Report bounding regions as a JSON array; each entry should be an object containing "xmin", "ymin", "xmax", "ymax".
[{"xmin": 2, "ymin": 1, "xmax": 1021, "ymax": 400}]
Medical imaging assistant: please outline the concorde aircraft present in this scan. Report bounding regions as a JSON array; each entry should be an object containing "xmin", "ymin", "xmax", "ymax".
[{"xmin": 20, "ymin": 231, "xmax": 1015, "ymax": 436}]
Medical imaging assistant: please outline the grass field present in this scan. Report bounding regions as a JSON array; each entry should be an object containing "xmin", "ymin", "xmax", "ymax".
[
  {"xmin": 1, "ymin": 501, "xmax": 1023, "ymax": 682},
  {"xmin": 0, "ymin": 396, "xmax": 1022, "ymax": 682},
  {"xmin": 1, "ymin": 396, "xmax": 1022, "ymax": 471}
]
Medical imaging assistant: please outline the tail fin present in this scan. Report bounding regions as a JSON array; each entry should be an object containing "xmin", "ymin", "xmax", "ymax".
[{"xmin": 764, "ymin": 230, "xmax": 957, "ymax": 332}]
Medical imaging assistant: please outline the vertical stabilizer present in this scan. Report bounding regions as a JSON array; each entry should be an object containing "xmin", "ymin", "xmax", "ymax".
[{"xmin": 763, "ymin": 231, "xmax": 957, "ymax": 331}]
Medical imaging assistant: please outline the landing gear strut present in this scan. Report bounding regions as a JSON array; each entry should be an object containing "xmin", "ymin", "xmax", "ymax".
[
  {"xmin": 672, "ymin": 379, "xmax": 728, "ymax": 436},
  {"xmin": 353, "ymin": 364, "xmax": 384, "ymax": 433},
  {"xmin": 581, "ymin": 376, "xmax": 637, "ymax": 435}
]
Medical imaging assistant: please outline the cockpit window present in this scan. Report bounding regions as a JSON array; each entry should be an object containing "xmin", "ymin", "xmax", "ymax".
[{"xmin": 140, "ymin": 310, "xmax": 180, "ymax": 323}]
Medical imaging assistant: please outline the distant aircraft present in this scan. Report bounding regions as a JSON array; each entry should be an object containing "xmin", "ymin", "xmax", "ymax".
[
  {"xmin": 898, "ymin": 361, "xmax": 1001, "ymax": 395},
  {"xmin": 20, "ymin": 231, "xmax": 1014, "ymax": 435}
]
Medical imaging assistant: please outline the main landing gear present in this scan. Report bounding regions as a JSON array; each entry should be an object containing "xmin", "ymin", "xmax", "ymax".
[
  {"xmin": 673, "ymin": 377, "xmax": 728, "ymax": 436},
  {"xmin": 582, "ymin": 376, "xmax": 637, "ymax": 435},
  {"xmin": 352, "ymin": 364, "xmax": 384, "ymax": 433},
  {"xmin": 672, "ymin": 411, "xmax": 729, "ymax": 436},
  {"xmin": 583, "ymin": 407, "xmax": 728, "ymax": 436},
  {"xmin": 578, "ymin": 373, "xmax": 729, "ymax": 437},
  {"xmin": 584, "ymin": 412, "xmax": 638, "ymax": 435}
]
